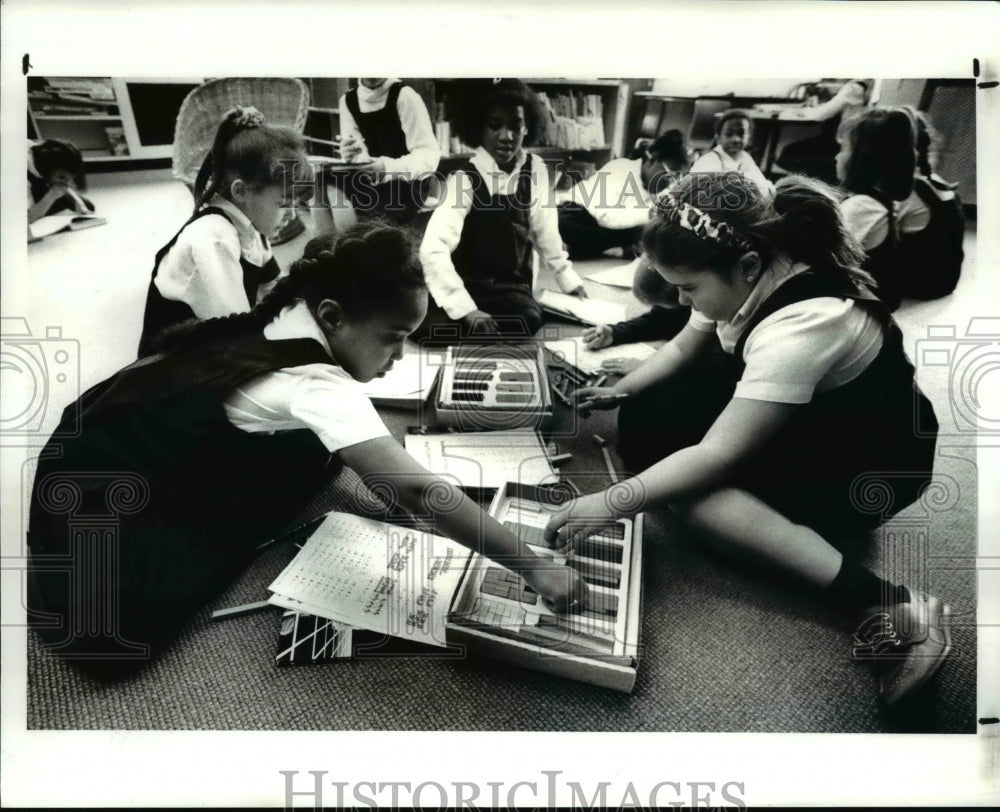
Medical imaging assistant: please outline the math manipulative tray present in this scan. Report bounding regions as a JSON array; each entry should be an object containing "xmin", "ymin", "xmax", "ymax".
[
  {"xmin": 447, "ymin": 482, "xmax": 644, "ymax": 693},
  {"xmin": 436, "ymin": 342, "xmax": 553, "ymax": 431}
]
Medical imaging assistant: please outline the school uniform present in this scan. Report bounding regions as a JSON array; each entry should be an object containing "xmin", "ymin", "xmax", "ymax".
[
  {"xmin": 609, "ymin": 305, "xmax": 691, "ymax": 345},
  {"xmin": 138, "ymin": 196, "xmax": 280, "ymax": 356},
  {"xmin": 690, "ymin": 146, "xmax": 773, "ymax": 197},
  {"xmin": 895, "ymin": 175, "xmax": 965, "ymax": 300},
  {"xmin": 557, "ymin": 157, "xmax": 652, "ymax": 259},
  {"xmin": 418, "ymin": 147, "xmax": 584, "ymax": 341},
  {"xmin": 28, "ymin": 302, "xmax": 390, "ymax": 675},
  {"xmin": 340, "ymin": 80, "xmax": 440, "ymax": 224},
  {"xmin": 841, "ymin": 193, "xmax": 903, "ymax": 311},
  {"xmin": 617, "ymin": 257, "xmax": 937, "ymax": 532}
]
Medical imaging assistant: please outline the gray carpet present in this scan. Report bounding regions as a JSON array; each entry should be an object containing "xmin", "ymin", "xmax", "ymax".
[{"xmin": 25, "ymin": 231, "xmax": 979, "ymax": 734}]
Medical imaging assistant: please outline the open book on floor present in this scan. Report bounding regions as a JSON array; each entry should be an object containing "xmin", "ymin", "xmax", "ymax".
[
  {"xmin": 29, "ymin": 212, "xmax": 107, "ymax": 240},
  {"xmin": 536, "ymin": 289, "xmax": 626, "ymax": 326}
]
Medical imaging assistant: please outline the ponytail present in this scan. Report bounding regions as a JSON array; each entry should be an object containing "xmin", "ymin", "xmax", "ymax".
[
  {"xmin": 192, "ymin": 106, "xmax": 308, "ymax": 214},
  {"xmin": 771, "ymin": 176, "xmax": 874, "ymax": 291},
  {"xmin": 149, "ymin": 275, "xmax": 301, "ymax": 354}
]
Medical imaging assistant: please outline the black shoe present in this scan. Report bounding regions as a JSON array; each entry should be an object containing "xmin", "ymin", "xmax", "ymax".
[{"xmin": 851, "ymin": 590, "xmax": 952, "ymax": 707}]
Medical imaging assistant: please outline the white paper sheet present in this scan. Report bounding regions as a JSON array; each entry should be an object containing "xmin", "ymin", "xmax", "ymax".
[
  {"xmin": 586, "ymin": 259, "xmax": 640, "ymax": 289},
  {"xmin": 536, "ymin": 289, "xmax": 626, "ymax": 326},
  {"xmin": 361, "ymin": 345, "xmax": 444, "ymax": 407},
  {"xmin": 268, "ymin": 512, "xmax": 473, "ymax": 648},
  {"xmin": 545, "ymin": 335, "xmax": 658, "ymax": 375},
  {"xmin": 404, "ymin": 429, "xmax": 555, "ymax": 489}
]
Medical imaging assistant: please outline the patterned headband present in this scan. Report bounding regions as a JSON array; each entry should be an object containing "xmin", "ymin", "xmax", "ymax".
[{"xmin": 652, "ymin": 192, "xmax": 754, "ymax": 254}]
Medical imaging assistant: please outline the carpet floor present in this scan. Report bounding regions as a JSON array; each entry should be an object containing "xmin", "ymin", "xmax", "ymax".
[{"xmin": 23, "ymin": 170, "xmax": 979, "ymax": 732}]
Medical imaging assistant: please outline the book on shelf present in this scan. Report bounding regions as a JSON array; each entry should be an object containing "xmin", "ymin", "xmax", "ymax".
[
  {"xmin": 105, "ymin": 126, "xmax": 129, "ymax": 156},
  {"xmin": 29, "ymin": 212, "xmax": 107, "ymax": 240},
  {"xmin": 43, "ymin": 78, "xmax": 115, "ymax": 100}
]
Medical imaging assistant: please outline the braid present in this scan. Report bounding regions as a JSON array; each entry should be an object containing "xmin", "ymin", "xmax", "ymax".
[{"xmin": 149, "ymin": 275, "xmax": 301, "ymax": 354}]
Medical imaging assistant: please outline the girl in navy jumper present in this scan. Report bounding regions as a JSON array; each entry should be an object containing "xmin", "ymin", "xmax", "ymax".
[
  {"xmin": 29, "ymin": 221, "xmax": 583, "ymax": 677},
  {"xmin": 418, "ymin": 79, "xmax": 587, "ymax": 341},
  {"xmin": 551, "ymin": 173, "xmax": 949, "ymax": 707},
  {"xmin": 137, "ymin": 106, "xmax": 309, "ymax": 356},
  {"xmin": 893, "ymin": 108, "xmax": 965, "ymax": 300},
  {"xmin": 835, "ymin": 106, "xmax": 917, "ymax": 312},
  {"xmin": 339, "ymin": 78, "xmax": 440, "ymax": 225}
]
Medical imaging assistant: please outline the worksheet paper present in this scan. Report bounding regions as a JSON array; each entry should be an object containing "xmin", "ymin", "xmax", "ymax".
[
  {"xmin": 536, "ymin": 289, "xmax": 626, "ymax": 326},
  {"xmin": 545, "ymin": 335, "xmax": 658, "ymax": 375},
  {"xmin": 586, "ymin": 259, "xmax": 640, "ymax": 289},
  {"xmin": 404, "ymin": 430, "xmax": 555, "ymax": 489},
  {"xmin": 268, "ymin": 512, "xmax": 473, "ymax": 648},
  {"xmin": 361, "ymin": 344, "xmax": 444, "ymax": 407}
]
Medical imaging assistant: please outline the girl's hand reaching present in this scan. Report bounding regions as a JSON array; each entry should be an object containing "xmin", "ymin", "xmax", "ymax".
[
  {"xmin": 522, "ymin": 561, "xmax": 588, "ymax": 614},
  {"xmin": 543, "ymin": 492, "xmax": 618, "ymax": 555},
  {"xmin": 569, "ymin": 285, "xmax": 589, "ymax": 299},
  {"xmin": 575, "ymin": 385, "xmax": 628, "ymax": 416},
  {"xmin": 599, "ymin": 356, "xmax": 642, "ymax": 375},
  {"xmin": 582, "ymin": 324, "xmax": 613, "ymax": 350},
  {"xmin": 461, "ymin": 309, "xmax": 500, "ymax": 335}
]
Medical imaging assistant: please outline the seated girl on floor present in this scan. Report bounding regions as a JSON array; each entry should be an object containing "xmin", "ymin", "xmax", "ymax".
[
  {"xmin": 689, "ymin": 110, "xmax": 772, "ymax": 196},
  {"xmin": 557, "ymin": 129, "xmax": 690, "ymax": 260},
  {"xmin": 557, "ymin": 173, "xmax": 948, "ymax": 709},
  {"xmin": 893, "ymin": 107, "xmax": 965, "ymax": 300},
  {"xmin": 835, "ymin": 105, "xmax": 917, "ymax": 312},
  {"xmin": 417, "ymin": 79, "xmax": 587, "ymax": 342},
  {"xmin": 137, "ymin": 106, "xmax": 309, "ymax": 356},
  {"xmin": 27, "ymin": 220, "xmax": 584, "ymax": 679}
]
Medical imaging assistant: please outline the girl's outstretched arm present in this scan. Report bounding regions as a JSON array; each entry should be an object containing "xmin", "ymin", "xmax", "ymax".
[
  {"xmin": 339, "ymin": 435, "xmax": 586, "ymax": 612},
  {"xmin": 612, "ymin": 322, "xmax": 715, "ymax": 398},
  {"xmin": 544, "ymin": 397, "xmax": 797, "ymax": 548}
]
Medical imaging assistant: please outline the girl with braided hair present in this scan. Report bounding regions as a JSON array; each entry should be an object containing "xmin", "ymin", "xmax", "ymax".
[
  {"xmin": 29, "ymin": 221, "xmax": 584, "ymax": 678},
  {"xmin": 545, "ymin": 172, "xmax": 949, "ymax": 708},
  {"xmin": 137, "ymin": 106, "xmax": 310, "ymax": 356}
]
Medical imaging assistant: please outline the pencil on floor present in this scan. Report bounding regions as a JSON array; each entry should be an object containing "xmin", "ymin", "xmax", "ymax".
[{"xmin": 211, "ymin": 600, "xmax": 273, "ymax": 620}]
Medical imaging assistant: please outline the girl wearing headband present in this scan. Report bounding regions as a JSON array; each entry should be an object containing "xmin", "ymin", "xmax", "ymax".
[
  {"xmin": 137, "ymin": 106, "xmax": 310, "ymax": 356},
  {"xmin": 547, "ymin": 172, "xmax": 948, "ymax": 708}
]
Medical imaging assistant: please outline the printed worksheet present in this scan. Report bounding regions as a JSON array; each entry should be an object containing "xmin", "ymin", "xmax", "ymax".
[{"xmin": 268, "ymin": 512, "xmax": 473, "ymax": 648}]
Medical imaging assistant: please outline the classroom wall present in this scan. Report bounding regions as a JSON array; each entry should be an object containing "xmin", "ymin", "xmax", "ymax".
[{"xmin": 650, "ymin": 78, "xmax": 798, "ymax": 98}]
